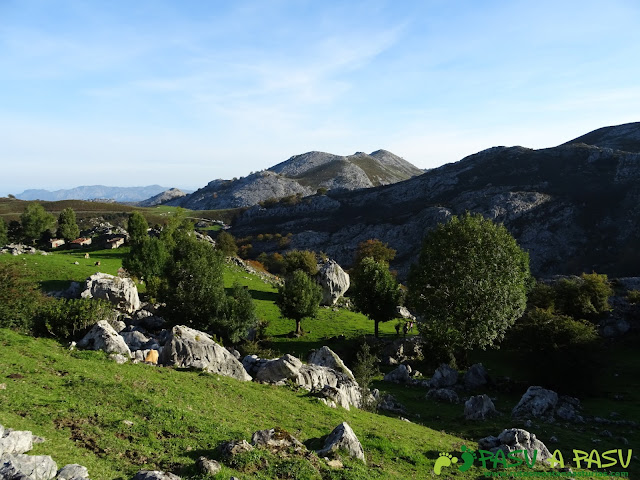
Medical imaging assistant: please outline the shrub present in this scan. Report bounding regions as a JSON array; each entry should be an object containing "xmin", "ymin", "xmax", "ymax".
[
  {"xmin": 0, "ymin": 218, "xmax": 7, "ymax": 245},
  {"xmin": 554, "ymin": 273, "xmax": 613, "ymax": 321},
  {"xmin": 216, "ymin": 230, "xmax": 238, "ymax": 256},
  {"xmin": 283, "ymin": 250, "xmax": 318, "ymax": 276},
  {"xmin": 627, "ymin": 290, "xmax": 640, "ymax": 304},
  {"xmin": 353, "ymin": 238, "xmax": 396, "ymax": 268},
  {"xmin": 35, "ymin": 298, "xmax": 114, "ymax": 340},
  {"xmin": 353, "ymin": 342, "xmax": 380, "ymax": 411}
]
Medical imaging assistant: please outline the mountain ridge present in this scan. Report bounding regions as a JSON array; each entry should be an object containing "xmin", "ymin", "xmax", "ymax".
[{"xmin": 16, "ymin": 185, "xmax": 172, "ymax": 203}]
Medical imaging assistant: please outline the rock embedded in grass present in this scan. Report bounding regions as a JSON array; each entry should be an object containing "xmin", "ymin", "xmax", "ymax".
[{"xmin": 317, "ymin": 422, "xmax": 366, "ymax": 463}]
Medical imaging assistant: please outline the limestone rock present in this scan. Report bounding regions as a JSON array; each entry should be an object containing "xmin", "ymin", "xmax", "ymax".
[
  {"xmin": 251, "ymin": 428, "xmax": 305, "ymax": 453},
  {"xmin": 195, "ymin": 457, "xmax": 220, "ymax": 476},
  {"xmin": 0, "ymin": 429, "xmax": 35, "ymax": 455},
  {"xmin": 220, "ymin": 440, "xmax": 254, "ymax": 457},
  {"xmin": 0, "ymin": 453, "xmax": 57, "ymax": 480},
  {"xmin": 383, "ymin": 364, "xmax": 412, "ymax": 384},
  {"xmin": 463, "ymin": 363, "xmax": 490, "ymax": 390},
  {"xmin": 132, "ymin": 471, "xmax": 181, "ymax": 480},
  {"xmin": 426, "ymin": 388, "xmax": 459, "ymax": 404},
  {"xmin": 77, "ymin": 321, "xmax": 132, "ymax": 358},
  {"xmin": 316, "ymin": 260, "xmax": 350, "ymax": 306},
  {"xmin": 308, "ymin": 346, "xmax": 355, "ymax": 381},
  {"xmin": 80, "ymin": 273, "xmax": 140, "ymax": 314},
  {"xmin": 512, "ymin": 386, "xmax": 558, "ymax": 420},
  {"xmin": 377, "ymin": 393, "xmax": 407, "ymax": 414},
  {"xmin": 109, "ymin": 353, "xmax": 128, "ymax": 364},
  {"xmin": 496, "ymin": 428, "xmax": 552, "ymax": 463},
  {"xmin": 159, "ymin": 326, "xmax": 251, "ymax": 381},
  {"xmin": 428, "ymin": 364, "xmax": 458, "ymax": 388},
  {"xmin": 464, "ymin": 394, "xmax": 498, "ymax": 420},
  {"xmin": 120, "ymin": 330, "xmax": 153, "ymax": 351},
  {"xmin": 317, "ymin": 422, "xmax": 365, "ymax": 463},
  {"xmin": 254, "ymin": 354, "xmax": 302, "ymax": 384},
  {"xmin": 56, "ymin": 464, "xmax": 89, "ymax": 480}
]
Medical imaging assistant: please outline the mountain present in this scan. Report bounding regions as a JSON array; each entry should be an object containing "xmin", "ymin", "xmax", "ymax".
[
  {"xmin": 168, "ymin": 150, "xmax": 423, "ymax": 210},
  {"xmin": 136, "ymin": 188, "xmax": 187, "ymax": 207},
  {"xmin": 563, "ymin": 121, "xmax": 640, "ymax": 153},
  {"xmin": 232, "ymin": 122, "xmax": 640, "ymax": 279},
  {"xmin": 16, "ymin": 185, "xmax": 171, "ymax": 203}
]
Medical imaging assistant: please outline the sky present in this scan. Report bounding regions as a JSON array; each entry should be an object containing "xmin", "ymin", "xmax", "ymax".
[{"xmin": 1, "ymin": 0, "xmax": 639, "ymax": 196}]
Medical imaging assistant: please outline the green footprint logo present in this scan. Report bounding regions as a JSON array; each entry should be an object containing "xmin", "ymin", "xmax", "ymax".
[
  {"xmin": 434, "ymin": 452, "xmax": 458, "ymax": 475},
  {"xmin": 458, "ymin": 445, "xmax": 476, "ymax": 472}
]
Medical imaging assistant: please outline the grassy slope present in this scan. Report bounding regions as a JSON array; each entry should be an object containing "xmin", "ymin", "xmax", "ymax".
[
  {"xmin": 0, "ymin": 329, "xmax": 464, "ymax": 480},
  {"xmin": 0, "ymin": 247, "xmax": 634, "ymax": 479}
]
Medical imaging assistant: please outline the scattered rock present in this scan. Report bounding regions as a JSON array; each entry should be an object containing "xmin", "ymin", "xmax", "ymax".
[
  {"xmin": 195, "ymin": 457, "xmax": 221, "ymax": 476},
  {"xmin": 158, "ymin": 326, "xmax": 251, "ymax": 381},
  {"xmin": 512, "ymin": 386, "xmax": 558, "ymax": 420},
  {"xmin": 463, "ymin": 363, "xmax": 490, "ymax": 390},
  {"xmin": 316, "ymin": 422, "xmax": 365, "ymax": 463},
  {"xmin": 464, "ymin": 394, "xmax": 498, "ymax": 420},
  {"xmin": 80, "ymin": 273, "xmax": 140, "ymax": 314},
  {"xmin": 120, "ymin": 330, "xmax": 153, "ymax": 352},
  {"xmin": 326, "ymin": 459, "xmax": 343, "ymax": 469},
  {"xmin": 377, "ymin": 394, "xmax": 407, "ymax": 414},
  {"xmin": 56, "ymin": 464, "xmax": 89, "ymax": 480},
  {"xmin": 0, "ymin": 453, "xmax": 58, "ymax": 480},
  {"xmin": 132, "ymin": 471, "xmax": 181, "ymax": 480},
  {"xmin": 316, "ymin": 260, "xmax": 350, "ymax": 306},
  {"xmin": 0, "ymin": 429, "xmax": 36, "ymax": 455},
  {"xmin": 220, "ymin": 440, "xmax": 254, "ymax": 457},
  {"xmin": 251, "ymin": 428, "xmax": 305, "ymax": 453},
  {"xmin": 77, "ymin": 321, "xmax": 132, "ymax": 358},
  {"xmin": 109, "ymin": 353, "xmax": 128, "ymax": 364},
  {"xmin": 493, "ymin": 428, "xmax": 552, "ymax": 463},
  {"xmin": 254, "ymin": 354, "xmax": 302, "ymax": 384},
  {"xmin": 428, "ymin": 364, "xmax": 458, "ymax": 388},
  {"xmin": 426, "ymin": 388, "xmax": 459, "ymax": 404},
  {"xmin": 383, "ymin": 364, "xmax": 412, "ymax": 384},
  {"xmin": 308, "ymin": 346, "xmax": 355, "ymax": 381}
]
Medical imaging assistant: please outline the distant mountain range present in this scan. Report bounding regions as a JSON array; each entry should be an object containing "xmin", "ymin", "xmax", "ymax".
[
  {"xmin": 232, "ymin": 121, "xmax": 640, "ymax": 279},
  {"xmin": 166, "ymin": 149, "xmax": 423, "ymax": 210},
  {"xmin": 16, "ymin": 185, "xmax": 172, "ymax": 203}
]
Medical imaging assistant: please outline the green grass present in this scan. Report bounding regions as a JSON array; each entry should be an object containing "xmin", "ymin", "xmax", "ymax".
[
  {"xmin": 222, "ymin": 262, "xmax": 406, "ymax": 358},
  {"xmin": 0, "ymin": 248, "xmax": 130, "ymax": 292},
  {"xmin": 0, "ymin": 329, "xmax": 467, "ymax": 480}
]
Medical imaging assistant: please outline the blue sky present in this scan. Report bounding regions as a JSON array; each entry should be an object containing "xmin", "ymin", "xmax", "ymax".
[{"xmin": 1, "ymin": 0, "xmax": 639, "ymax": 196}]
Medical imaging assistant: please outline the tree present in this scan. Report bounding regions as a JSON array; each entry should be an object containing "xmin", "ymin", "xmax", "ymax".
[
  {"xmin": 276, "ymin": 269, "xmax": 322, "ymax": 335},
  {"xmin": 216, "ymin": 231, "xmax": 238, "ymax": 256},
  {"xmin": 282, "ymin": 250, "xmax": 318, "ymax": 276},
  {"xmin": 0, "ymin": 218, "xmax": 7, "ymax": 246},
  {"xmin": 407, "ymin": 213, "xmax": 530, "ymax": 365},
  {"xmin": 20, "ymin": 203, "xmax": 55, "ymax": 244},
  {"xmin": 123, "ymin": 236, "xmax": 170, "ymax": 286},
  {"xmin": 56, "ymin": 207, "xmax": 80, "ymax": 242},
  {"xmin": 354, "ymin": 239, "xmax": 396, "ymax": 268},
  {"xmin": 161, "ymin": 232, "xmax": 228, "ymax": 332},
  {"xmin": 351, "ymin": 257, "xmax": 402, "ymax": 337},
  {"xmin": 127, "ymin": 211, "xmax": 149, "ymax": 247},
  {"xmin": 221, "ymin": 283, "xmax": 258, "ymax": 343}
]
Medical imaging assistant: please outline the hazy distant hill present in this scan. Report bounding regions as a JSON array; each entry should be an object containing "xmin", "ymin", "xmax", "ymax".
[
  {"xmin": 233, "ymin": 122, "xmax": 640, "ymax": 279},
  {"xmin": 16, "ymin": 185, "xmax": 170, "ymax": 203},
  {"xmin": 169, "ymin": 149, "xmax": 423, "ymax": 210}
]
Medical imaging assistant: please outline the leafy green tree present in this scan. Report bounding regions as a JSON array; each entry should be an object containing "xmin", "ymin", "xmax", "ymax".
[
  {"xmin": 127, "ymin": 211, "xmax": 149, "ymax": 247},
  {"xmin": 20, "ymin": 203, "xmax": 55, "ymax": 244},
  {"xmin": 554, "ymin": 273, "xmax": 612, "ymax": 321},
  {"xmin": 407, "ymin": 213, "xmax": 530, "ymax": 365},
  {"xmin": 123, "ymin": 236, "xmax": 170, "ymax": 284},
  {"xmin": 351, "ymin": 257, "xmax": 402, "ymax": 337},
  {"xmin": 216, "ymin": 231, "xmax": 238, "ymax": 256},
  {"xmin": 56, "ymin": 207, "xmax": 80, "ymax": 242},
  {"xmin": 276, "ymin": 269, "xmax": 322, "ymax": 335},
  {"xmin": 352, "ymin": 342, "xmax": 380, "ymax": 411},
  {"xmin": 283, "ymin": 250, "xmax": 318, "ymax": 276},
  {"xmin": 221, "ymin": 283, "xmax": 258, "ymax": 343},
  {"xmin": 7, "ymin": 221, "xmax": 22, "ymax": 242},
  {"xmin": 354, "ymin": 239, "xmax": 396, "ymax": 268},
  {"xmin": 160, "ymin": 232, "xmax": 229, "ymax": 335},
  {"xmin": 0, "ymin": 218, "xmax": 7, "ymax": 245}
]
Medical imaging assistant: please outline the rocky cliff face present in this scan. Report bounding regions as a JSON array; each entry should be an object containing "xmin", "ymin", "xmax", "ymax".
[
  {"xmin": 167, "ymin": 150, "xmax": 423, "ymax": 210},
  {"xmin": 137, "ymin": 188, "xmax": 186, "ymax": 207},
  {"xmin": 232, "ymin": 122, "xmax": 640, "ymax": 279}
]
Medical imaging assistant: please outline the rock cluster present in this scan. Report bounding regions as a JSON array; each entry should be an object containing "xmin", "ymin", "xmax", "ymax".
[
  {"xmin": 512, "ymin": 386, "xmax": 584, "ymax": 422},
  {"xmin": 478, "ymin": 428, "xmax": 553, "ymax": 463}
]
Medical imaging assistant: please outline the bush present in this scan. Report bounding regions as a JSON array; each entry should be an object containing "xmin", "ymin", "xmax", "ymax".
[
  {"xmin": 216, "ymin": 230, "xmax": 238, "ymax": 256},
  {"xmin": 554, "ymin": 273, "xmax": 613, "ymax": 321},
  {"xmin": 283, "ymin": 250, "xmax": 318, "ymax": 276},
  {"xmin": 352, "ymin": 342, "xmax": 380, "ymax": 411},
  {"xmin": 0, "ymin": 218, "xmax": 7, "ymax": 245},
  {"xmin": 220, "ymin": 283, "xmax": 258, "ymax": 344},
  {"xmin": 627, "ymin": 290, "xmax": 640, "ymax": 304},
  {"xmin": 0, "ymin": 263, "xmax": 44, "ymax": 332},
  {"xmin": 35, "ymin": 298, "xmax": 114, "ymax": 340}
]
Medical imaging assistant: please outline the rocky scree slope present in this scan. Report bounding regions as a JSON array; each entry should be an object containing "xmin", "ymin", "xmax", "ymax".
[
  {"xmin": 232, "ymin": 122, "xmax": 640, "ymax": 279},
  {"xmin": 167, "ymin": 150, "xmax": 423, "ymax": 209}
]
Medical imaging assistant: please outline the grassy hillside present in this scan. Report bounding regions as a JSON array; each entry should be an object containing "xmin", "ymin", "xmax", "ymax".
[{"xmin": 0, "ymin": 242, "xmax": 635, "ymax": 479}]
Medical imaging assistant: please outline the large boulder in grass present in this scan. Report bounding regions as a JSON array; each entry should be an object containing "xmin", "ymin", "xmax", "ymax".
[
  {"xmin": 479, "ymin": 428, "xmax": 553, "ymax": 463},
  {"xmin": 77, "ymin": 321, "xmax": 132, "ymax": 358},
  {"xmin": 428, "ymin": 364, "xmax": 458, "ymax": 388},
  {"xmin": 0, "ymin": 453, "xmax": 58, "ymax": 480},
  {"xmin": 316, "ymin": 260, "xmax": 350, "ymax": 306},
  {"xmin": 463, "ymin": 363, "xmax": 490, "ymax": 390},
  {"xmin": 81, "ymin": 273, "xmax": 140, "ymax": 314},
  {"xmin": 56, "ymin": 464, "xmax": 90, "ymax": 480},
  {"xmin": 159, "ymin": 326, "xmax": 251, "ymax": 381},
  {"xmin": 316, "ymin": 422, "xmax": 365, "ymax": 463},
  {"xmin": 308, "ymin": 346, "xmax": 355, "ymax": 381},
  {"xmin": 464, "ymin": 394, "xmax": 498, "ymax": 420},
  {"xmin": 0, "ymin": 428, "xmax": 37, "ymax": 456},
  {"xmin": 512, "ymin": 386, "xmax": 558, "ymax": 420}
]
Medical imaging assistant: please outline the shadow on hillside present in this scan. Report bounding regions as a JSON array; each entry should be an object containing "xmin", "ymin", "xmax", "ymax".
[
  {"xmin": 224, "ymin": 286, "xmax": 278, "ymax": 303},
  {"xmin": 40, "ymin": 279, "xmax": 73, "ymax": 292}
]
